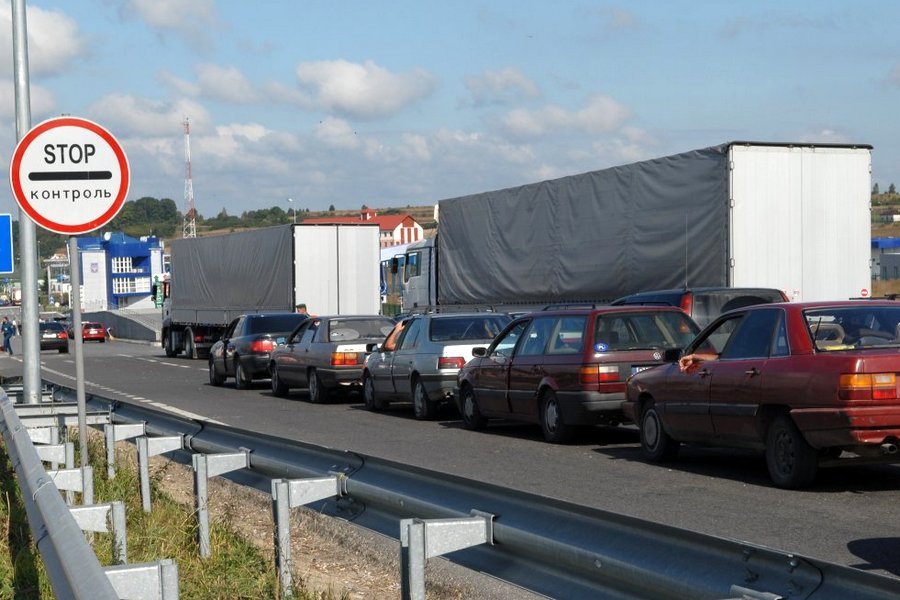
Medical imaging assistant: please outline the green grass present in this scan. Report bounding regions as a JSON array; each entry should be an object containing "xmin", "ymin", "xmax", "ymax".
[{"xmin": 0, "ymin": 431, "xmax": 343, "ymax": 599}]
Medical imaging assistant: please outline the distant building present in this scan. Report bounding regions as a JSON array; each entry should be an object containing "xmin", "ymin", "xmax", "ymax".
[
  {"xmin": 304, "ymin": 209, "xmax": 424, "ymax": 248},
  {"xmin": 76, "ymin": 232, "xmax": 165, "ymax": 311}
]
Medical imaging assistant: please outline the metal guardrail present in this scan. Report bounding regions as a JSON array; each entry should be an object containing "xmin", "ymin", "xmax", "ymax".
[
  {"xmin": 0, "ymin": 390, "xmax": 120, "ymax": 598},
  {"xmin": 81, "ymin": 390, "xmax": 900, "ymax": 600}
]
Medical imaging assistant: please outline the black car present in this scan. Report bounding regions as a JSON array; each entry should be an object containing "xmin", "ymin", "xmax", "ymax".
[
  {"xmin": 208, "ymin": 313, "xmax": 308, "ymax": 389},
  {"xmin": 610, "ymin": 287, "xmax": 788, "ymax": 328},
  {"xmin": 39, "ymin": 321, "xmax": 69, "ymax": 353}
]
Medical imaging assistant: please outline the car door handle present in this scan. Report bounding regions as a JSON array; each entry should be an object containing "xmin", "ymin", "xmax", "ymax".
[
  {"xmin": 744, "ymin": 367, "xmax": 760, "ymax": 376},
  {"xmin": 698, "ymin": 368, "xmax": 711, "ymax": 378}
]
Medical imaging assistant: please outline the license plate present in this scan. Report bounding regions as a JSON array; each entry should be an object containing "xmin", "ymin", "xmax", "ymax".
[{"xmin": 631, "ymin": 365, "xmax": 653, "ymax": 375}]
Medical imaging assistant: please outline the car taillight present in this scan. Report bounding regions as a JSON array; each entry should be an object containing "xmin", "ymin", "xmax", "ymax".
[
  {"xmin": 580, "ymin": 365, "xmax": 619, "ymax": 384},
  {"xmin": 331, "ymin": 352, "xmax": 361, "ymax": 366},
  {"xmin": 839, "ymin": 373, "xmax": 897, "ymax": 400},
  {"xmin": 438, "ymin": 357, "xmax": 465, "ymax": 370},
  {"xmin": 59, "ymin": 332, "xmax": 68, "ymax": 340},
  {"xmin": 680, "ymin": 292, "xmax": 693, "ymax": 316},
  {"xmin": 250, "ymin": 339, "xmax": 275, "ymax": 353}
]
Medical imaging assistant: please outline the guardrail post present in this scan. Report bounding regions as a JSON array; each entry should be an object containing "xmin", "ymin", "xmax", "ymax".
[
  {"xmin": 70, "ymin": 501, "xmax": 128, "ymax": 564},
  {"xmin": 400, "ymin": 510, "xmax": 494, "ymax": 600},
  {"xmin": 36, "ymin": 441, "xmax": 75, "ymax": 503},
  {"xmin": 272, "ymin": 475, "xmax": 346, "ymax": 597},
  {"xmin": 193, "ymin": 450, "xmax": 251, "ymax": 558},
  {"xmin": 105, "ymin": 422, "xmax": 146, "ymax": 478},
  {"xmin": 48, "ymin": 465, "xmax": 94, "ymax": 505},
  {"xmin": 105, "ymin": 559, "xmax": 179, "ymax": 599},
  {"xmin": 27, "ymin": 425, "xmax": 57, "ymax": 445},
  {"xmin": 137, "ymin": 435, "xmax": 184, "ymax": 513}
]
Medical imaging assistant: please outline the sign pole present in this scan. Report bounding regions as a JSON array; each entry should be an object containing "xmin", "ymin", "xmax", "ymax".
[{"xmin": 69, "ymin": 236, "xmax": 87, "ymax": 468}]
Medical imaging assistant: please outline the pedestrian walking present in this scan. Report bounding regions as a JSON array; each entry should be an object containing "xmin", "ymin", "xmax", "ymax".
[{"xmin": 1, "ymin": 316, "xmax": 15, "ymax": 356}]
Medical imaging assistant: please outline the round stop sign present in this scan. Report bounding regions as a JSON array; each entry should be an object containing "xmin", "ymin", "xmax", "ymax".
[
  {"xmin": 861, "ymin": 288, "xmax": 870, "ymax": 297},
  {"xmin": 9, "ymin": 116, "xmax": 130, "ymax": 235}
]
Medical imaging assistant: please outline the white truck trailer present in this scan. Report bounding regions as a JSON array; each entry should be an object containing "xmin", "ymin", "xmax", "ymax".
[
  {"xmin": 399, "ymin": 142, "xmax": 873, "ymax": 311},
  {"xmin": 161, "ymin": 223, "xmax": 381, "ymax": 358}
]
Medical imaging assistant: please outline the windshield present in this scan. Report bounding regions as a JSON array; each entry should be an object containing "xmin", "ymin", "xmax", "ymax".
[
  {"xmin": 595, "ymin": 311, "xmax": 699, "ymax": 351},
  {"xmin": 806, "ymin": 306, "xmax": 900, "ymax": 351}
]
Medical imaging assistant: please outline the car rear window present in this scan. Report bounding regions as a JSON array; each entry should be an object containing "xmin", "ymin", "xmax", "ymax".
[
  {"xmin": 328, "ymin": 318, "xmax": 395, "ymax": 341},
  {"xmin": 429, "ymin": 315, "xmax": 510, "ymax": 341},
  {"xmin": 247, "ymin": 314, "xmax": 308, "ymax": 334},
  {"xmin": 595, "ymin": 311, "xmax": 699, "ymax": 351},
  {"xmin": 40, "ymin": 322, "xmax": 64, "ymax": 332},
  {"xmin": 806, "ymin": 306, "xmax": 900, "ymax": 351}
]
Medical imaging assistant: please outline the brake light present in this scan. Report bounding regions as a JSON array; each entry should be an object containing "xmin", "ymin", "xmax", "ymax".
[
  {"xmin": 680, "ymin": 292, "xmax": 693, "ymax": 316},
  {"xmin": 331, "ymin": 352, "xmax": 361, "ymax": 366},
  {"xmin": 250, "ymin": 339, "xmax": 275, "ymax": 353},
  {"xmin": 58, "ymin": 331, "xmax": 68, "ymax": 340},
  {"xmin": 580, "ymin": 365, "xmax": 619, "ymax": 384},
  {"xmin": 839, "ymin": 373, "xmax": 897, "ymax": 400},
  {"xmin": 438, "ymin": 357, "xmax": 466, "ymax": 370}
]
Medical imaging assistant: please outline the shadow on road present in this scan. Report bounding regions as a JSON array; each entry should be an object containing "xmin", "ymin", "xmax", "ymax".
[{"xmin": 847, "ymin": 537, "xmax": 900, "ymax": 577}]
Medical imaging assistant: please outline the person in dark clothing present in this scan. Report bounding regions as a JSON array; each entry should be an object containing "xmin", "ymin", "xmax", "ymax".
[{"xmin": 1, "ymin": 316, "xmax": 15, "ymax": 356}]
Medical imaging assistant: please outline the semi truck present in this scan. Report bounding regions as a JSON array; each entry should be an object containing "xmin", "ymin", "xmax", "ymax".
[
  {"xmin": 161, "ymin": 223, "xmax": 380, "ymax": 358},
  {"xmin": 398, "ymin": 142, "xmax": 873, "ymax": 312}
]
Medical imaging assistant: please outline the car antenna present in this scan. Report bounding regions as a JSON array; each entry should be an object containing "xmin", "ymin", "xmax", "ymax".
[{"xmin": 683, "ymin": 213, "xmax": 689, "ymax": 290}]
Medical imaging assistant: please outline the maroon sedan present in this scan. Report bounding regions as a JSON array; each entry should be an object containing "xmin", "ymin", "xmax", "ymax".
[{"xmin": 624, "ymin": 301, "xmax": 900, "ymax": 488}]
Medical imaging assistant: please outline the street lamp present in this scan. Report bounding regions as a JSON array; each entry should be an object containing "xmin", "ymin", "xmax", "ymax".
[{"xmin": 287, "ymin": 197, "xmax": 295, "ymax": 224}]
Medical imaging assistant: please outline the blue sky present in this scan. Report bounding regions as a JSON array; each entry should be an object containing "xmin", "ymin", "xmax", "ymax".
[{"xmin": 2, "ymin": 1, "xmax": 899, "ymax": 220}]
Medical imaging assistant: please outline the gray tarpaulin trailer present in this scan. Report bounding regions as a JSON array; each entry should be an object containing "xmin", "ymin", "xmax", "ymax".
[
  {"xmin": 161, "ymin": 223, "xmax": 380, "ymax": 358},
  {"xmin": 401, "ymin": 142, "xmax": 872, "ymax": 311}
]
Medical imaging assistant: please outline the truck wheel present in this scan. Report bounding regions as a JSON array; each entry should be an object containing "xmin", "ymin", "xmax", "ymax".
[
  {"xmin": 164, "ymin": 331, "xmax": 177, "ymax": 357},
  {"xmin": 363, "ymin": 373, "xmax": 388, "ymax": 411},
  {"xmin": 412, "ymin": 379, "xmax": 437, "ymax": 420},
  {"xmin": 184, "ymin": 328, "xmax": 197, "ymax": 360},
  {"xmin": 271, "ymin": 364, "xmax": 289, "ymax": 397},
  {"xmin": 234, "ymin": 358, "xmax": 252, "ymax": 389},
  {"xmin": 208, "ymin": 359, "xmax": 225, "ymax": 386},
  {"xmin": 640, "ymin": 401, "xmax": 680, "ymax": 461},
  {"xmin": 460, "ymin": 385, "xmax": 486, "ymax": 430},
  {"xmin": 766, "ymin": 414, "xmax": 818, "ymax": 489},
  {"xmin": 540, "ymin": 390, "xmax": 574, "ymax": 443},
  {"xmin": 308, "ymin": 368, "xmax": 328, "ymax": 403}
]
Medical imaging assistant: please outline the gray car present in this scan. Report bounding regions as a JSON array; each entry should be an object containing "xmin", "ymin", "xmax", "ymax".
[
  {"xmin": 268, "ymin": 315, "xmax": 395, "ymax": 403},
  {"xmin": 362, "ymin": 312, "xmax": 511, "ymax": 420}
]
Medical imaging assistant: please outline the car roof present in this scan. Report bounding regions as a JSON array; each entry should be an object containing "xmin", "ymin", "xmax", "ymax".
[{"xmin": 520, "ymin": 305, "xmax": 691, "ymax": 318}]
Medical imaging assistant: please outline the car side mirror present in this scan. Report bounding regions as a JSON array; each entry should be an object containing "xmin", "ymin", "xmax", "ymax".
[
  {"xmin": 664, "ymin": 348, "xmax": 683, "ymax": 362},
  {"xmin": 366, "ymin": 342, "xmax": 380, "ymax": 352},
  {"xmin": 275, "ymin": 336, "xmax": 287, "ymax": 345},
  {"xmin": 472, "ymin": 347, "xmax": 487, "ymax": 357}
]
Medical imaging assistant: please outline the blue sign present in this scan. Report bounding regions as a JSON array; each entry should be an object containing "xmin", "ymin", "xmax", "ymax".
[{"xmin": 0, "ymin": 215, "xmax": 12, "ymax": 274}]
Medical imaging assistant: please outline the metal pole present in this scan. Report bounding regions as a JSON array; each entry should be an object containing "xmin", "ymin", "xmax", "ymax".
[
  {"xmin": 12, "ymin": 0, "xmax": 41, "ymax": 404},
  {"xmin": 69, "ymin": 237, "xmax": 87, "ymax": 468}
]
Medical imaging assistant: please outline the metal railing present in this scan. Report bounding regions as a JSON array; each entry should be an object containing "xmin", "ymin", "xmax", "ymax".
[{"xmin": 80, "ymin": 390, "xmax": 900, "ymax": 600}]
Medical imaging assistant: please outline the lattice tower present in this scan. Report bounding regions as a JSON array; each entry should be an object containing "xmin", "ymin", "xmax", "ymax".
[{"xmin": 182, "ymin": 117, "xmax": 197, "ymax": 238}]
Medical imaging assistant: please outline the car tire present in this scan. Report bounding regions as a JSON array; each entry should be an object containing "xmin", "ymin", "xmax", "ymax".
[
  {"xmin": 271, "ymin": 364, "xmax": 289, "ymax": 397},
  {"xmin": 308, "ymin": 368, "xmax": 328, "ymax": 403},
  {"xmin": 164, "ymin": 331, "xmax": 177, "ymax": 358},
  {"xmin": 640, "ymin": 401, "xmax": 680, "ymax": 461},
  {"xmin": 363, "ymin": 373, "xmax": 388, "ymax": 411},
  {"xmin": 765, "ymin": 414, "xmax": 818, "ymax": 489},
  {"xmin": 460, "ymin": 385, "xmax": 486, "ymax": 430},
  {"xmin": 208, "ymin": 358, "xmax": 225, "ymax": 386},
  {"xmin": 99, "ymin": 338, "xmax": 105, "ymax": 343},
  {"xmin": 59, "ymin": 346, "xmax": 68, "ymax": 354},
  {"xmin": 234, "ymin": 358, "xmax": 252, "ymax": 389},
  {"xmin": 540, "ymin": 390, "xmax": 574, "ymax": 443},
  {"xmin": 184, "ymin": 328, "xmax": 197, "ymax": 360},
  {"xmin": 412, "ymin": 379, "xmax": 437, "ymax": 420}
]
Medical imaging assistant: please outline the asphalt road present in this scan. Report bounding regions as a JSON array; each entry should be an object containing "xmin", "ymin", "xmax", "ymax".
[{"xmin": 6, "ymin": 338, "xmax": 900, "ymax": 582}]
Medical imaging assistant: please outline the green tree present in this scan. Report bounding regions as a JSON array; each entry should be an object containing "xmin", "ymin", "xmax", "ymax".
[
  {"xmin": 890, "ymin": 183, "xmax": 897, "ymax": 194},
  {"xmin": 873, "ymin": 183, "xmax": 880, "ymax": 195},
  {"xmin": 328, "ymin": 204, "xmax": 335, "ymax": 212}
]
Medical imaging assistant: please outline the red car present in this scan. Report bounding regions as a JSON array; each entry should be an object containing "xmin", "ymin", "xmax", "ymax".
[
  {"xmin": 456, "ymin": 307, "xmax": 700, "ymax": 442},
  {"xmin": 624, "ymin": 301, "xmax": 900, "ymax": 488},
  {"xmin": 81, "ymin": 322, "xmax": 107, "ymax": 342}
]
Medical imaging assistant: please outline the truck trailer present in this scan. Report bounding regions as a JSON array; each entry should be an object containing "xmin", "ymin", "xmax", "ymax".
[
  {"xmin": 399, "ymin": 142, "xmax": 873, "ymax": 312},
  {"xmin": 161, "ymin": 223, "xmax": 380, "ymax": 358}
]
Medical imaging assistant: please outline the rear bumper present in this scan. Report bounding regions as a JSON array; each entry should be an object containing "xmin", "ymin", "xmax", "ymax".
[
  {"xmin": 791, "ymin": 405, "xmax": 900, "ymax": 448},
  {"xmin": 418, "ymin": 372, "xmax": 459, "ymax": 402},
  {"xmin": 316, "ymin": 367, "xmax": 365, "ymax": 389},
  {"xmin": 556, "ymin": 391, "xmax": 625, "ymax": 425}
]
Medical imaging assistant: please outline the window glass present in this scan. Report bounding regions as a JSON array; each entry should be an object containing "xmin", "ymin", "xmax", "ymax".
[
  {"xmin": 693, "ymin": 315, "xmax": 742, "ymax": 355},
  {"xmin": 404, "ymin": 252, "xmax": 420, "ymax": 281},
  {"xmin": 382, "ymin": 320, "xmax": 408, "ymax": 352},
  {"xmin": 399, "ymin": 319, "xmax": 423, "ymax": 350},
  {"xmin": 772, "ymin": 313, "xmax": 789, "ymax": 357},
  {"xmin": 595, "ymin": 311, "xmax": 699, "ymax": 351},
  {"xmin": 247, "ymin": 314, "xmax": 307, "ymax": 334},
  {"xmin": 301, "ymin": 320, "xmax": 318, "ymax": 345},
  {"xmin": 519, "ymin": 318, "xmax": 554, "ymax": 356},
  {"xmin": 806, "ymin": 306, "xmax": 900, "ymax": 351},
  {"xmin": 547, "ymin": 316, "xmax": 586, "ymax": 355},
  {"xmin": 493, "ymin": 321, "xmax": 528, "ymax": 358},
  {"xmin": 328, "ymin": 318, "xmax": 395, "ymax": 341},
  {"xmin": 720, "ymin": 309, "xmax": 780, "ymax": 360},
  {"xmin": 429, "ymin": 315, "xmax": 510, "ymax": 341},
  {"xmin": 289, "ymin": 321, "xmax": 310, "ymax": 344}
]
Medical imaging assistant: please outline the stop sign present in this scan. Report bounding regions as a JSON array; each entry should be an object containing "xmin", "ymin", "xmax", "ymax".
[{"xmin": 9, "ymin": 116, "xmax": 130, "ymax": 235}]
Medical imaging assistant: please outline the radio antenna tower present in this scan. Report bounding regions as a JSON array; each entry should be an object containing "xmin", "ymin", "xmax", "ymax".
[{"xmin": 182, "ymin": 117, "xmax": 197, "ymax": 238}]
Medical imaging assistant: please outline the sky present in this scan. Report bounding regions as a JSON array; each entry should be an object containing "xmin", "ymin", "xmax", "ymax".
[{"xmin": 1, "ymin": 1, "xmax": 899, "ymax": 221}]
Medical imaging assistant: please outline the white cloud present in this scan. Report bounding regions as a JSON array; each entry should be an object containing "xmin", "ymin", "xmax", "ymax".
[
  {"xmin": 195, "ymin": 64, "xmax": 258, "ymax": 103},
  {"xmin": 794, "ymin": 128, "xmax": 853, "ymax": 144},
  {"xmin": 292, "ymin": 59, "xmax": 437, "ymax": 119},
  {"xmin": 0, "ymin": 5, "xmax": 85, "ymax": 77},
  {"xmin": 0, "ymin": 80, "xmax": 57, "ymax": 120},
  {"xmin": 465, "ymin": 67, "xmax": 540, "ymax": 106},
  {"xmin": 125, "ymin": 0, "xmax": 217, "ymax": 36},
  {"xmin": 314, "ymin": 117, "xmax": 361, "ymax": 150},
  {"xmin": 501, "ymin": 94, "xmax": 632, "ymax": 138},
  {"xmin": 86, "ymin": 93, "xmax": 211, "ymax": 137},
  {"xmin": 157, "ymin": 70, "xmax": 200, "ymax": 97}
]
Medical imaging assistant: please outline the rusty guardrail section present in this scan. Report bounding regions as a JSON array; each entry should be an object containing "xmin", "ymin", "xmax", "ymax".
[{"xmin": 76, "ymin": 389, "xmax": 900, "ymax": 600}]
